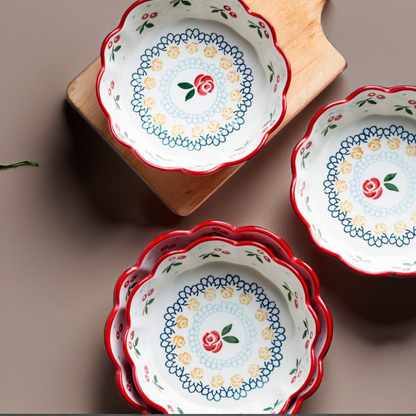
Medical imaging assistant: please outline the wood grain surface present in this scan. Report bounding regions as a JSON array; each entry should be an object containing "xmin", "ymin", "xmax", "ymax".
[{"xmin": 66, "ymin": 0, "xmax": 346, "ymax": 216}]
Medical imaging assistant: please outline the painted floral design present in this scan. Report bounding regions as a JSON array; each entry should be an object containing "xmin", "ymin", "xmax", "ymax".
[
  {"xmin": 190, "ymin": 367, "xmax": 204, "ymax": 380},
  {"xmin": 362, "ymin": 173, "xmax": 399, "ymax": 199},
  {"xmin": 142, "ymin": 289, "xmax": 155, "ymax": 315},
  {"xmin": 262, "ymin": 327, "xmax": 274, "ymax": 341},
  {"xmin": 178, "ymin": 352, "xmax": 192, "ymax": 365},
  {"xmin": 172, "ymin": 335, "xmax": 186, "ymax": 348},
  {"xmin": 188, "ymin": 297, "xmax": 200, "ymax": 311},
  {"xmin": 248, "ymin": 364, "xmax": 260, "ymax": 378},
  {"xmin": 263, "ymin": 398, "xmax": 283, "ymax": 413},
  {"xmin": 239, "ymin": 293, "xmax": 253, "ymax": 305},
  {"xmin": 368, "ymin": 138, "xmax": 382, "ymax": 151},
  {"xmin": 255, "ymin": 308, "xmax": 269, "ymax": 322},
  {"xmin": 289, "ymin": 358, "xmax": 302, "ymax": 382},
  {"xmin": 282, "ymin": 282, "xmax": 299, "ymax": 308},
  {"xmin": 339, "ymin": 160, "xmax": 352, "ymax": 174},
  {"xmin": 170, "ymin": 0, "xmax": 191, "ymax": 7},
  {"xmin": 202, "ymin": 324, "xmax": 239, "ymax": 353},
  {"xmin": 178, "ymin": 74, "xmax": 215, "ymax": 101},
  {"xmin": 108, "ymin": 36, "xmax": 121, "ymax": 62},
  {"xmin": 322, "ymin": 115, "xmax": 342, "ymax": 136},
  {"xmin": 248, "ymin": 20, "xmax": 270, "ymax": 38},
  {"xmin": 203, "ymin": 287, "xmax": 216, "ymax": 301},
  {"xmin": 395, "ymin": 104, "xmax": 414, "ymax": 115},
  {"xmin": 176, "ymin": 315, "xmax": 188, "ymax": 329},
  {"xmin": 211, "ymin": 375, "xmax": 224, "ymax": 388},
  {"xmin": 230, "ymin": 374, "xmax": 244, "ymax": 388}
]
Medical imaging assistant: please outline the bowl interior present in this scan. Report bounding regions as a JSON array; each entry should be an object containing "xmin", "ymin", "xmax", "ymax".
[
  {"xmin": 294, "ymin": 88, "xmax": 416, "ymax": 275},
  {"xmin": 125, "ymin": 239, "xmax": 316, "ymax": 414},
  {"xmin": 98, "ymin": 0, "xmax": 289, "ymax": 173}
]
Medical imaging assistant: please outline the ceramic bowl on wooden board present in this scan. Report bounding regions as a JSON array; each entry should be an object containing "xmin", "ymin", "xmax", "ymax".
[
  {"xmin": 104, "ymin": 221, "xmax": 332, "ymax": 414},
  {"xmin": 292, "ymin": 85, "xmax": 416, "ymax": 276},
  {"xmin": 122, "ymin": 237, "xmax": 319, "ymax": 414},
  {"xmin": 96, "ymin": 0, "xmax": 291, "ymax": 175}
]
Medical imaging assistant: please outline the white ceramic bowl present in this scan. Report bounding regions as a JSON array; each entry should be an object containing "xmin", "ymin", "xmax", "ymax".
[
  {"xmin": 97, "ymin": 0, "xmax": 290, "ymax": 175},
  {"xmin": 104, "ymin": 221, "xmax": 332, "ymax": 414},
  {"xmin": 123, "ymin": 237, "xmax": 319, "ymax": 413},
  {"xmin": 292, "ymin": 86, "xmax": 416, "ymax": 276}
]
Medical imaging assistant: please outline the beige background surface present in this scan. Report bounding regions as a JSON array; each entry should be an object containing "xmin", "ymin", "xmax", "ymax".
[{"xmin": 1, "ymin": 0, "xmax": 416, "ymax": 413}]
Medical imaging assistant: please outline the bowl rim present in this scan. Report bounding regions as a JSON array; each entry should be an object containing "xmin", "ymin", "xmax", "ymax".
[
  {"xmin": 291, "ymin": 85, "xmax": 416, "ymax": 277},
  {"xmin": 96, "ymin": 0, "xmax": 292, "ymax": 176},
  {"xmin": 123, "ymin": 235, "xmax": 320, "ymax": 414},
  {"xmin": 104, "ymin": 221, "xmax": 333, "ymax": 413}
]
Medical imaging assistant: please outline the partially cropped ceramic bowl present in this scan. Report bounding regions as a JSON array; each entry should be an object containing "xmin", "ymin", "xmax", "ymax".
[
  {"xmin": 104, "ymin": 222, "xmax": 332, "ymax": 414},
  {"xmin": 97, "ymin": 0, "xmax": 290, "ymax": 175},
  {"xmin": 123, "ymin": 237, "xmax": 319, "ymax": 414},
  {"xmin": 292, "ymin": 86, "xmax": 416, "ymax": 276}
]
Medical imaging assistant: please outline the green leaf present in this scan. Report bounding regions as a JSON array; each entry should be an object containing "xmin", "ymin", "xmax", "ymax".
[
  {"xmin": 263, "ymin": 407, "xmax": 273, "ymax": 411},
  {"xmin": 134, "ymin": 338, "xmax": 139, "ymax": 347},
  {"xmin": 267, "ymin": 64, "xmax": 273, "ymax": 71},
  {"xmin": 368, "ymin": 99, "xmax": 377, "ymax": 104},
  {"xmin": 303, "ymin": 152, "xmax": 310, "ymax": 159},
  {"xmin": 269, "ymin": 74, "xmax": 274, "ymax": 83},
  {"xmin": 177, "ymin": 408, "xmax": 184, "ymax": 414},
  {"xmin": 116, "ymin": 95, "xmax": 120, "ymax": 101},
  {"xmin": 221, "ymin": 11, "xmax": 228, "ymax": 19},
  {"xmin": 173, "ymin": 1, "xmax": 179, "ymax": 6},
  {"xmin": 222, "ymin": 324, "xmax": 233, "ymax": 336},
  {"xmin": 154, "ymin": 375, "xmax": 158, "ymax": 383},
  {"xmin": 384, "ymin": 173, "xmax": 397, "ymax": 182},
  {"xmin": 139, "ymin": 25, "xmax": 145, "ymax": 34},
  {"xmin": 303, "ymin": 330, "xmax": 308, "ymax": 339},
  {"xmin": 211, "ymin": 9, "xmax": 221, "ymax": 13},
  {"xmin": 274, "ymin": 399, "xmax": 281, "ymax": 407},
  {"xmin": 0, "ymin": 161, "xmax": 39, "ymax": 168},
  {"xmin": 114, "ymin": 45, "xmax": 121, "ymax": 52},
  {"xmin": 249, "ymin": 24, "xmax": 257, "ymax": 28},
  {"xmin": 147, "ymin": 298, "xmax": 155, "ymax": 305},
  {"xmin": 296, "ymin": 358, "xmax": 299, "ymax": 366},
  {"xmin": 223, "ymin": 336, "xmax": 239, "ymax": 343},
  {"xmin": 182, "ymin": 0, "xmax": 191, "ymax": 4},
  {"xmin": 288, "ymin": 292, "xmax": 292, "ymax": 301},
  {"xmin": 212, "ymin": 254, "xmax": 221, "ymax": 257},
  {"xmin": 257, "ymin": 28, "xmax": 263, "ymax": 38},
  {"xmin": 111, "ymin": 52, "xmax": 116, "ymax": 61},
  {"xmin": 185, "ymin": 89, "xmax": 196, "ymax": 101},
  {"xmin": 248, "ymin": 20, "xmax": 256, "ymax": 25},
  {"xmin": 329, "ymin": 124, "xmax": 337, "ymax": 129},
  {"xmin": 146, "ymin": 22, "xmax": 154, "ymax": 28},
  {"xmin": 358, "ymin": 101, "xmax": 365, "ymax": 107},
  {"xmin": 173, "ymin": 262, "xmax": 182, "ymax": 267},
  {"xmin": 395, "ymin": 107, "xmax": 403, "ymax": 111},
  {"xmin": 406, "ymin": 108, "xmax": 413, "ymax": 115},
  {"xmin": 289, "ymin": 368, "xmax": 296, "ymax": 375},
  {"xmin": 257, "ymin": 256, "xmax": 263, "ymax": 263},
  {"xmin": 384, "ymin": 183, "xmax": 399, "ymax": 192}
]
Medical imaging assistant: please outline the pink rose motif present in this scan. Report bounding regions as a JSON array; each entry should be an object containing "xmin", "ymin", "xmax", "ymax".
[
  {"xmin": 202, "ymin": 331, "xmax": 223, "ymax": 353},
  {"xmin": 362, "ymin": 178, "xmax": 383, "ymax": 200},
  {"xmin": 194, "ymin": 74, "xmax": 215, "ymax": 96}
]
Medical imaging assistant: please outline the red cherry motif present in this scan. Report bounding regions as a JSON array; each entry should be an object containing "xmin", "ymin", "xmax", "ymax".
[
  {"xmin": 230, "ymin": 12, "xmax": 237, "ymax": 18},
  {"xmin": 277, "ymin": 75, "xmax": 280, "ymax": 83},
  {"xmin": 328, "ymin": 116, "xmax": 334, "ymax": 122},
  {"xmin": 167, "ymin": 405, "xmax": 174, "ymax": 412},
  {"xmin": 214, "ymin": 248, "xmax": 222, "ymax": 251},
  {"xmin": 295, "ymin": 292, "xmax": 299, "ymax": 299},
  {"xmin": 110, "ymin": 81, "xmax": 115, "ymax": 89},
  {"xmin": 150, "ymin": 12, "xmax": 158, "ymax": 18},
  {"xmin": 409, "ymin": 100, "xmax": 416, "ymax": 105},
  {"xmin": 309, "ymin": 377, "xmax": 315, "ymax": 386},
  {"xmin": 119, "ymin": 323, "xmax": 123, "ymax": 332},
  {"xmin": 264, "ymin": 256, "xmax": 271, "ymax": 263},
  {"xmin": 306, "ymin": 141, "xmax": 312, "ymax": 149},
  {"xmin": 302, "ymin": 182, "xmax": 306, "ymax": 190},
  {"xmin": 274, "ymin": 84, "xmax": 278, "ymax": 93},
  {"xmin": 257, "ymin": 249, "xmax": 264, "ymax": 254},
  {"xmin": 108, "ymin": 41, "xmax": 113, "ymax": 49},
  {"xmin": 259, "ymin": 21, "xmax": 266, "ymax": 28},
  {"xmin": 131, "ymin": 275, "xmax": 137, "ymax": 282},
  {"xmin": 335, "ymin": 115, "xmax": 343, "ymax": 121},
  {"xmin": 368, "ymin": 92, "xmax": 376, "ymax": 97},
  {"xmin": 178, "ymin": 255, "xmax": 186, "ymax": 260},
  {"xmin": 224, "ymin": 5, "xmax": 232, "ymax": 11},
  {"xmin": 116, "ymin": 331, "xmax": 120, "ymax": 339},
  {"xmin": 294, "ymin": 299, "xmax": 299, "ymax": 309},
  {"xmin": 130, "ymin": 331, "xmax": 135, "ymax": 340},
  {"xmin": 145, "ymin": 365, "xmax": 149, "ymax": 374},
  {"xmin": 145, "ymin": 375, "xmax": 150, "ymax": 382},
  {"xmin": 148, "ymin": 289, "xmax": 154, "ymax": 296},
  {"xmin": 310, "ymin": 332, "xmax": 313, "ymax": 339},
  {"xmin": 142, "ymin": 294, "xmax": 147, "ymax": 302},
  {"xmin": 377, "ymin": 95, "xmax": 385, "ymax": 99},
  {"xmin": 142, "ymin": 13, "xmax": 149, "ymax": 19},
  {"xmin": 126, "ymin": 384, "xmax": 132, "ymax": 392},
  {"xmin": 291, "ymin": 376, "xmax": 297, "ymax": 384},
  {"xmin": 222, "ymin": 251, "xmax": 230, "ymax": 255},
  {"xmin": 128, "ymin": 341, "xmax": 132, "ymax": 349},
  {"xmin": 115, "ymin": 124, "xmax": 121, "ymax": 131},
  {"xmin": 300, "ymin": 148, "xmax": 305, "ymax": 155},
  {"xmin": 194, "ymin": 74, "xmax": 215, "ymax": 96},
  {"xmin": 169, "ymin": 257, "xmax": 176, "ymax": 261},
  {"xmin": 108, "ymin": 89, "xmax": 112, "ymax": 96},
  {"xmin": 305, "ymin": 340, "xmax": 310, "ymax": 349},
  {"xmin": 114, "ymin": 35, "xmax": 120, "ymax": 43},
  {"xmin": 161, "ymin": 245, "xmax": 168, "ymax": 251},
  {"xmin": 126, "ymin": 375, "xmax": 131, "ymax": 384},
  {"xmin": 124, "ymin": 281, "xmax": 129, "ymax": 288},
  {"xmin": 264, "ymin": 30, "xmax": 270, "ymax": 39},
  {"xmin": 298, "ymin": 370, "xmax": 302, "ymax": 378}
]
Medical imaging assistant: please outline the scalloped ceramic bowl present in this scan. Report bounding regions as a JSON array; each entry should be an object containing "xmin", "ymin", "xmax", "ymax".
[
  {"xmin": 292, "ymin": 86, "xmax": 416, "ymax": 276},
  {"xmin": 97, "ymin": 0, "xmax": 290, "ymax": 175},
  {"xmin": 105, "ymin": 222, "xmax": 332, "ymax": 414},
  {"xmin": 123, "ymin": 237, "xmax": 319, "ymax": 414}
]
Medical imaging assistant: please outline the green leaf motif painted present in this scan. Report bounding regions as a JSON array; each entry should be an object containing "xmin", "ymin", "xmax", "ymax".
[
  {"xmin": 178, "ymin": 82, "xmax": 194, "ymax": 89},
  {"xmin": 245, "ymin": 250, "xmax": 263, "ymax": 263},
  {"xmin": 384, "ymin": 183, "xmax": 399, "ymax": 192},
  {"xmin": 185, "ymin": 89, "xmax": 196, "ymax": 101},
  {"xmin": 384, "ymin": 173, "xmax": 397, "ymax": 182},
  {"xmin": 0, "ymin": 161, "xmax": 38, "ymax": 169},
  {"xmin": 200, "ymin": 252, "xmax": 221, "ymax": 260},
  {"xmin": 223, "ymin": 335, "xmax": 239, "ymax": 343},
  {"xmin": 222, "ymin": 324, "xmax": 233, "ymax": 336},
  {"xmin": 177, "ymin": 407, "xmax": 184, "ymax": 414},
  {"xmin": 163, "ymin": 262, "xmax": 182, "ymax": 273},
  {"xmin": 383, "ymin": 173, "xmax": 399, "ymax": 192},
  {"xmin": 282, "ymin": 282, "xmax": 294, "ymax": 302},
  {"xmin": 134, "ymin": 337, "xmax": 141, "ymax": 358}
]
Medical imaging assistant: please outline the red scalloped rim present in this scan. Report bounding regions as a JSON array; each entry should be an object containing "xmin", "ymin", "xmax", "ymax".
[
  {"xmin": 96, "ymin": 0, "xmax": 291, "ymax": 176},
  {"xmin": 104, "ymin": 221, "xmax": 332, "ymax": 413},
  {"xmin": 291, "ymin": 85, "xmax": 416, "ymax": 277},
  {"xmin": 122, "ymin": 235, "xmax": 320, "ymax": 414}
]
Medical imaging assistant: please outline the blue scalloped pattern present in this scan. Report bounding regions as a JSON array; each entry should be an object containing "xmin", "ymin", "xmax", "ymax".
[
  {"xmin": 131, "ymin": 29, "xmax": 254, "ymax": 151},
  {"xmin": 159, "ymin": 274, "xmax": 286, "ymax": 402},
  {"xmin": 324, "ymin": 125, "xmax": 416, "ymax": 247}
]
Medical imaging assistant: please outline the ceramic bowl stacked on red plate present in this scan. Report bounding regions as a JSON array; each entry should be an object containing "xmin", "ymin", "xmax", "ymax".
[{"xmin": 105, "ymin": 222, "xmax": 332, "ymax": 413}]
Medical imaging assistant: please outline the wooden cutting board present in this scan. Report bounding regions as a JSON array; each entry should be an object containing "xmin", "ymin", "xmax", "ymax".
[{"xmin": 66, "ymin": 0, "xmax": 346, "ymax": 216}]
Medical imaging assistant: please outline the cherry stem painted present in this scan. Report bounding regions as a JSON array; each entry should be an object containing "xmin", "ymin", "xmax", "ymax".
[{"xmin": 0, "ymin": 161, "xmax": 39, "ymax": 169}]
